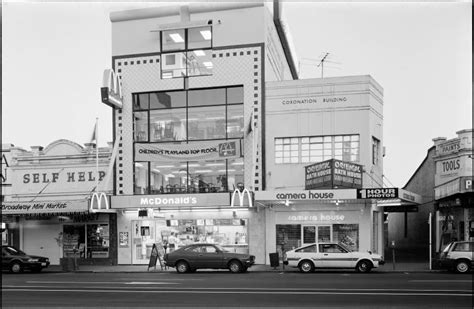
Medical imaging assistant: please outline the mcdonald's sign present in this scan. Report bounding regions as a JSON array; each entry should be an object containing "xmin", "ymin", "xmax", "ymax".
[
  {"xmin": 101, "ymin": 69, "xmax": 123, "ymax": 109},
  {"xmin": 230, "ymin": 188, "xmax": 253, "ymax": 208},
  {"xmin": 90, "ymin": 192, "xmax": 110, "ymax": 212}
]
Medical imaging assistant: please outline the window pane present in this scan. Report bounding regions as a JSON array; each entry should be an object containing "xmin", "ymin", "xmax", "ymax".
[
  {"xmin": 301, "ymin": 137, "xmax": 309, "ymax": 143},
  {"xmin": 149, "ymin": 91, "xmax": 186, "ymax": 109},
  {"xmin": 276, "ymin": 158, "xmax": 283, "ymax": 164},
  {"xmin": 227, "ymin": 87, "xmax": 244, "ymax": 104},
  {"xmin": 311, "ymin": 137, "xmax": 322, "ymax": 143},
  {"xmin": 334, "ymin": 136, "xmax": 343, "ymax": 142},
  {"xmin": 134, "ymin": 112, "xmax": 148, "ymax": 142},
  {"xmin": 188, "ymin": 160, "xmax": 227, "ymax": 193},
  {"xmin": 187, "ymin": 50, "xmax": 213, "ymax": 77},
  {"xmin": 323, "ymin": 136, "xmax": 332, "ymax": 142},
  {"xmin": 275, "ymin": 145, "xmax": 283, "ymax": 151},
  {"xmin": 187, "ymin": 26, "xmax": 212, "ymax": 50},
  {"xmin": 275, "ymin": 152, "xmax": 283, "ymax": 158},
  {"xmin": 228, "ymin": 157, "xmax": 244, "ymax": 192},
  {"xmin": 134, "ymin": 162, "xmax": 149, "ymax": 195},
  {"xmin": 161, "ymin": 52, "xmax": 187, "ymax": 78},
  {"xmin": 275, "ymin": 139, "xmax": 283, "ymax": 145},
  {"xmin": 227, "ymin": 104, "xmax": 244, "ymax": 138},
  {"xmin": 162, "ymin": 29, "xmax": 185, "ymax": 51},
  {"xmin": 343, "ymin": 135, "xmax": 351, "ymax": 141},
  {"xmin": 150, "ymin": 109, "xmax": 187, "ymax": 142},
  {"xmin": 290, "ymin": 157, "xmax": 299, "ymax": 163},
  {"xmin": 188, "ymin": 88, "xmax": 225, "ymax": 107},
  {"xmin": 149, "ymin": 162, "xmax": 186, "ymax": 194},
  {"xmin": 352, "ymin": 135, "xmax": 360, "ymax": 141},
  {"xmin": 87, "ymin": 224, "xmax": 109, "ymax": 258},
  {"xmin": 133, "ymin": 93, "xmax": 149, "ymax": 110},
  {"xmin": 188, "ymin": 106, "xmax": 226, "ymax": 140}
]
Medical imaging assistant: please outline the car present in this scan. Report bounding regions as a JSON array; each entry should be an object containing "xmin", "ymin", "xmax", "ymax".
[
  {"xmin": 284, "ymin": 242, "xmax": 384, "ymax": 273},
  {"xmin": 163, "ymin": 243, "xmax": 255, "ymax": 273},
  {"xmin": 2, "ymin": 245, "xmax": 50, "ymax": 273},
  {"xmin": 437, "ymin": 241, "xmax": 473, "ymax": 273}
]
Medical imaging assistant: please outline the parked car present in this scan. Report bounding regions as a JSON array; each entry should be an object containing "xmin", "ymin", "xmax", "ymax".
[
  {"xmin": 438, "ymin": 241, "xmax": 473, "ymax": 273},
  {"xmin": 284, "ymin": 242, "xmax": 384, "ymax": 273},
  {"xmin": 163, "ymin": 243, "xmax": 255, "ymax": 273},
  {"xmin": 2, "ymin": 245, "xmax": 50, "ymax": 273}
]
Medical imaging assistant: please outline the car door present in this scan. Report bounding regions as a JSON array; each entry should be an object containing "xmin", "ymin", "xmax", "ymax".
[
  {"xmin": 2, "ymin": 247, "xmax": 12, "ymax": 269},
  {"xmin": 318, "ymin": 244, "xmax": 353, "ymax": 268},
  {"xmin": 191, "ymin": 245, "xmax": 223, "ymax": 269}
]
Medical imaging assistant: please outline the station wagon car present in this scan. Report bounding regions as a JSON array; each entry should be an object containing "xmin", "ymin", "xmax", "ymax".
[
  {"xmin": 285, "ymin": 242, "xmax": 384, "ymax": 273},
  {"xmin": 163, "ymin": 243, "xmax": 255, "ymax": 273},
  {"xmin": 438, "ymin": 241, "xmax": 473, "ymax": 273}
]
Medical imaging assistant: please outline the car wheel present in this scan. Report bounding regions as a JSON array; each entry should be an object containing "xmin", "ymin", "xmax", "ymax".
[
  {"xmin": 455, "ymin": 260, "xmax": 470, "ymax": 273},
  {"xmin": 299, "ymin": 260, "xmax": 314, "ymax": 273},
  {"xmin": 228, "ymin": 260, "xmax": 243, "ymax": 273},
  {"xmin": 176, "ymin": 261, "xmax": 190, "ymax": 274},
  {"xmin": 356, "ymin": 260, "xmax": 372, "ymax": 273},
  {"xmin": 10, "ymin": 262, "xmax": 23, "ymax": 273}
]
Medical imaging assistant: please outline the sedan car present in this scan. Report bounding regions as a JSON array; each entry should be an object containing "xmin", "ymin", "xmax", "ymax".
[
  {"xmin": 2, "ymin": 245, "xmax": 50, "ymax": 273},
  {"xmin": 437, "ymin": 241, "xmax": 473, "ymax": 273},
  {"xmin": 163, "ymin": 243, "xmax": 255, "ymax": 273},
  {"xmin": 285, "ymin": 242, "xmax": 384, "ymax": 273}
]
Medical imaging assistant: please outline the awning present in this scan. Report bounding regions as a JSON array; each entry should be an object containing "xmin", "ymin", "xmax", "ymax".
[{"xmin": 1, "ymin": 200, "xmax": 89, "ymax": 215}]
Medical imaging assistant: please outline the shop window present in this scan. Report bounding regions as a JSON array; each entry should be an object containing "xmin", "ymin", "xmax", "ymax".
[
  {"xmin": 162, "ymin": 29, "xmax": 185, "ymax": 52},
  {"xmin": 187, "ymin": 26, "xmax": 212, "ymax": 50},
  {"xmin": 227, "ymin": 86, "xmax": 244, "ymax": 104},
  {"xmin": 188, "ymin": 88, "xmax": 225, "ymax": 107},
  {"xmin": 133, "ymin": 93, "xmax": 149, "ymax": 110},
  {"xmin": 276, "ymin": 224, "xmax": 301, "ymax": 253},
  {"xmin": 63, "ymin": 225, "xmax": 85, "ymax": 258},
  {"xmin": 149, "ymin": 91, "xmax": 186, "ymax": 109},
  {"xmin": 227, "ymin": 104, "xmax": 244, "ymax": 138},
  {"xmin": 87, "ymin": 224, "xmax": 109, "ymax": 258},
  {"xmin": 275, "ymin": 138, "xmax": 299, "ymax": 164},
  {"xmin": 63, "ymin": 224, "xmax": 109, "ymax": 259},
  {"xmin": 333, "ymin": 224, "xmax": 359, "ymax": 251}
]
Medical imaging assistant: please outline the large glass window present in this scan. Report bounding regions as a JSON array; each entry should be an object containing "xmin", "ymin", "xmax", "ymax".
[
  {"xmin": 133, "ymin": 86, "xmax": 243, "ymax": 142},
  {"xmin": 276, "ymin": 134, "xmax": 360, "ymax": 164},
  {"xmin": 63, "ymin": 224, "xmax": 109, "ymax": 259},
  {"xmin": 188, "ymin": 106, "xmax": 226, "ymax": 140},
  {"xmin": 161, "ymin": 26, "xmax": 213, "ymax": 79},
  {"xmin": 150, "ymin": 109, "xmax": 187, "ymax": 142},
  {"xmin": 134, "ymin": 162, "xmax": 149, "ymax": 195}
]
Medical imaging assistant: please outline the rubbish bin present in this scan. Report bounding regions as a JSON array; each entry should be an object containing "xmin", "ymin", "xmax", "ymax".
[
  {"xmin": 269, "ymin": 252, "xmax": 279, "ymax": 268},
  {"xmin": 60, "ymin": 257, "xmax": 76, "ymax": 272}
]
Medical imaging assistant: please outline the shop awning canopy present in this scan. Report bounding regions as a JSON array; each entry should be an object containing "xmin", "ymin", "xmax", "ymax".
[{"xmin": 1, "ymin": 200, "xmax": 89, "ymax": 215}]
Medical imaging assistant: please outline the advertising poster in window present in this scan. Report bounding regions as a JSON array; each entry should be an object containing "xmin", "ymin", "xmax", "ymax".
[
  {"xmin": 119, "ymin": 232, "xmax": 129, "ymax": 248},
  {"xmin": 333, "ymin": 224, "xmax": 359, "ymax": 251}
]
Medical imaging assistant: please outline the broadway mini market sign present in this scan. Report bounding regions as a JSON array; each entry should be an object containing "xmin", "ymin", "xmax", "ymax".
[
  {"xmin": 2, "ymin": 200, "xmax": 89, "ymax": 214},
  {"xmin": 135, "ymin": 140, "xmax": 241, "ymax": 162}
]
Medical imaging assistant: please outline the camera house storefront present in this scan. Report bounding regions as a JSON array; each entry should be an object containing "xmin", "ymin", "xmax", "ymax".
[
  {"xmin": 1, "ymin": 200, "xmax": 113, "ymax": 265},
  {"xmin": 112, "ymin": 192, "xmax": 262, "ymax": 265},
  {"xmin": 256, "ymin": 189, "xmax": 383, "ymax": 264}
]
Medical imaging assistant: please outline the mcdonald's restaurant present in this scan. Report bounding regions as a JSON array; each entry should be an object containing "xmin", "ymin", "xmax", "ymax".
[
  {"xmin": 111, "ymin": 188, "xmax": 264, "ymax": 265},
  {"xmin": 1, "ymin": 139, "xmax": 116, "ymax": 266}
]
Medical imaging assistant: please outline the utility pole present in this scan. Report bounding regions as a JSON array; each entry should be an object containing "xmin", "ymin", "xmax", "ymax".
[{"xmin": 317, "ymin": 52, "xmax": 329, "ymax": 78}]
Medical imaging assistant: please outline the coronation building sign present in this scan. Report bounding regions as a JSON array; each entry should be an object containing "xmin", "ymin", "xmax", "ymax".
[
  {"xmin": 282, "ymin": 97, "xmax": 348, "ymax": 105},
  {"xmin": 135, "ymin": 140, "xmax": 241, "ymax": 162}
]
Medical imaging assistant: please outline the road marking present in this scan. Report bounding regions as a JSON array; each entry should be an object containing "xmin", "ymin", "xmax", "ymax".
[
  {"xmin": 409, "ymin": 280, "xmax": 473, "ymax": 283},
  {"xmin": 26, "ymin": 279, "xmax": 202, "ymax": 284},
  {"xmin": 2, "ymin": 288, "xmax": 472, "ymax": 297},
  {"xmin": 8, "ymin": 286, "xmax": 473, "ymax": 293},
  {"xmin": 124, "ymin": 282, "xmax": 179, "ymax": 285}
]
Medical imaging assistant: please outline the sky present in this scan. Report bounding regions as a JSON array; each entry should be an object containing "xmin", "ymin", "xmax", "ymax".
[{"xmin": 2, "ymin": 0, "xmax": 472, "ymax": 188}]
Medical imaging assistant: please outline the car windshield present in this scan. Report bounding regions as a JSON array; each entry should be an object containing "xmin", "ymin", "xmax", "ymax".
[
  {"xmin": 5, "ymin": 246, "xmax": 26, "ymax": 255},
  {"xmin": 442, "ymin": 242, "xmax": 454, "ymax": 253}
]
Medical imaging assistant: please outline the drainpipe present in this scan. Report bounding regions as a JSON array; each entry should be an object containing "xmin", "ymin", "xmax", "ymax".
[{"xmin": 428, "ymin": 212, "xmax": 432, "ymax": 270}]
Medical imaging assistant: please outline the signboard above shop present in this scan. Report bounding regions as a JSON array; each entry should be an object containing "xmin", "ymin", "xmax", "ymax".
[
  {"xmin": 135, "ymin": 140, "xmax": 241, "ymax": 162},
  {"xmin": 1, "ymin": 200, "xmax": 89, "ymax": 215},
  {"xmin": 305, "ymin": 159, "xmax": 363, "ymax": 190},
  {"xmin": 255, "ymin": 189, "xmax": 357, "ymax": 202}
]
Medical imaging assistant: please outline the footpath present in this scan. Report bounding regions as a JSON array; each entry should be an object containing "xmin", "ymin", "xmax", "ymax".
[{"xmin": 44, "ymin": 262, "xmax": 439, "ymax": 273}]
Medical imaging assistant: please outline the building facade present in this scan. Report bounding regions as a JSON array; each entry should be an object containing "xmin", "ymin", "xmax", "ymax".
[
  {"xmin": 1, "ymin": 140, "xmax": 113, "ymax": 265},
  {"xmin": 388, "ymin": 129, "xmax": 473, "ymax": 264},
  {"xmin": 108, "ymin": 2, "xmax": 296, "ymax": 265},
  {"xmin": 258, "ymin": 76, "xmax": 385, "ymax": 262}
]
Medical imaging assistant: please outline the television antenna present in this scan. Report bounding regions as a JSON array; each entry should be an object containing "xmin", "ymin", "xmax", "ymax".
[{"xmin": 299, "ymin": 53, "xmax": 341, "ymax": 78}]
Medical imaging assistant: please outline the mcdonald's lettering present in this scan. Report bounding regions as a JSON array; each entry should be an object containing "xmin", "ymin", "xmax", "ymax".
[{"xmin": 231, "ymin": 188, "xmax": 253, "ymax": 208}]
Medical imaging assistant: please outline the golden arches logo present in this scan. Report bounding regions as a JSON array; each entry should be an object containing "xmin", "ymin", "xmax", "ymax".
[
  {"xmin": 231, "ymin": 188, "xmax": 253, "ymax": 208},
  {"xmin": 90, "ymin": 192, "xmax": 109, "ymax": 211}
]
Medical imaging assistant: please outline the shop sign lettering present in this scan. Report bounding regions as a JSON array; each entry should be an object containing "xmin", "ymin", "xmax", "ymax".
[
  {"xmin": 281, "ymin": 97, "xmax": 347, "ymax": 105},
  {"xmin": 1, "ymin": 201, "xmax": 88, "ymax": 214},
  {"xmin": 357, "ymin": 188, "xmax": 398, "ymax": 199},
  {"xmin": 140, "ymin": 197, "xmax": 198, "ymax": 206},
  {"xmin": 437, "ymin": 139, "xmax": 460, "ymax": 156},
  {"xmin": 440, "ymin": 158, "xmax": 461, "ymax": 175},
  {"xmin": 276, "ymin": 191, "xmax": 335, "ymax": 200},
  {"xmin": 288, "ymin": 214, "xmax": 345, "ymax": 221},
  {"xmin": 465, "ymin": 179, "xmax": 472, "ymax": 191},
  {"xmin": 23, "ymin": 171, "xmax": 105, "ymax": 184}
]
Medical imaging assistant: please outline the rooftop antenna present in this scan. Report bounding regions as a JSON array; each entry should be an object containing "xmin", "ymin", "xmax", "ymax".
[{"xmin": 317, "ymin": 52, "xmax": 330, "ymax": 78}]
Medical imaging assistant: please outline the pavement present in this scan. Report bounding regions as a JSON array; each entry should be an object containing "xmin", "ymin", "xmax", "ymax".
[{"xmin": 43, "ymin": 261, "xmax": 440, "ymax": 273}]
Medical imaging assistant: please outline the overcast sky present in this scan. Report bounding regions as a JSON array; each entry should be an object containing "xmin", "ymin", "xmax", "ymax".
[{"xmin": 2, "ymin": 1, "xmax": 471, "ymax": 187}]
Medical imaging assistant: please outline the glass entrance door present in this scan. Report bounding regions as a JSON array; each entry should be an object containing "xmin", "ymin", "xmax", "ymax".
[{"xmin": 302, "ymin": 225, "xmax": 332, "ymax": 245}]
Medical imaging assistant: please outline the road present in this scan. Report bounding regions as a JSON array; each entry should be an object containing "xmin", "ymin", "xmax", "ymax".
[{"xmin": 2, "ymin": 270, "xmax": 473, "ymax": 308}]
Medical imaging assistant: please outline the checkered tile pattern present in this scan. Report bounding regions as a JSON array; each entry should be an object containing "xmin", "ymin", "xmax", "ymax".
[{"xmin": 113, "ymin": 45, "xmax": 263, "ymax": 195}]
